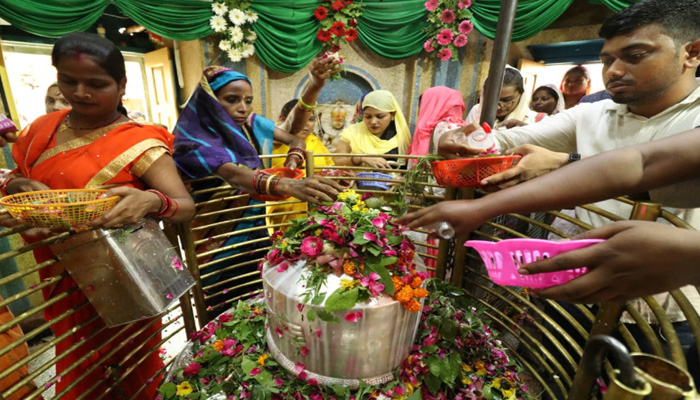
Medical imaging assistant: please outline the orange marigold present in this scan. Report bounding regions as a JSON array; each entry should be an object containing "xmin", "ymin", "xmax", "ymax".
[
  {"xmin": 404, "ymin": 299, "xmax": 422, "ymax": 312},
  {"xmin": 410, "ymin": 275, "xmax": 423, "ymax": 288},
  {"xmin": 395, "ymin": 285, "xmax": 414, "ymax": 303},
  {"xmin": 392, "ymin": 276, "xmax": 404, "ymax": 293},
  {"xmin": 358, "ymin": 263, "xmax": 365, "ymax": 272},
  {"xmin": 343, "ymin": 259, "xmax": 356, "ymax": 275},
  {"xmin": 413, "ymin": 288, "xmax": 428, "ymax": 298},
  {"xmin": 257, "ymin": 353, "xmax": 269, "ymax": 366},
  {"xmin": 213, "ymin": 340, "xmax": 224, "ymax": 352}
]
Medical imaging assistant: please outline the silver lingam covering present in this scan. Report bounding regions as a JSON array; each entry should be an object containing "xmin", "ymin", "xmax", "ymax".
[{"xmin": 263, "ymin": 260, "xmax": 423, "ymax": 387}]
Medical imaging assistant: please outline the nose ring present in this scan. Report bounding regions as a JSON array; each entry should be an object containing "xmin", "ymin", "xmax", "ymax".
[{"xmin": 76, "ymin": 92, "xmax": 92, "ymax": 99}]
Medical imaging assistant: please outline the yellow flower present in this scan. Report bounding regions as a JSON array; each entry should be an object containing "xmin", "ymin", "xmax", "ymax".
[
  {"xmin": 340, "ymin": 279, "xmax": 358, "ymax": 290},
  {"xmin": 176, "ymin": 381, "xmax": 193, "ymax": 396},
  {"xmin": 315, "ymin": 228, "xmax": 322, "ymax": 236},
  {"xmin": 213, "ymin": 340, "xmax": 224, "ymax": 351},
  {"xmin": 462, "ymin": 377, "xmax": 472, "ymax": 385},
  {"xmin": 493, "ymin": 377, "xmax": 503, "ymax": 389},
  {"xmin": 257, "ymin": 353, "xmax": 269, "ymax": 366},
  {"xmin": 475, "ymin": 360, "xmax": 487, "ymax": 376},
  {"xmin": 282, "ymin": 239, "xmax": 289, "ymax": 246},
  {"xmin": 461, "ymin": 362, "xmax": 472, "ymax": 372}
]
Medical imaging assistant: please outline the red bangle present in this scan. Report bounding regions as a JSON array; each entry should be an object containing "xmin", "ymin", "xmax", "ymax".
[
  {"xmin": 146, "ymin": 189, "xmax": 173, "ymax": 218},
  {"xmin": 0, "ymin": 177, "xmax": 17, "ymax": 197}
]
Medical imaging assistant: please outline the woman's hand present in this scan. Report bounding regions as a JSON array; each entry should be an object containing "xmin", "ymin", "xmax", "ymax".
[
  {"xmin": 6, "ymin": 178, "xmax": 51, "ymax": 195},
  {"xmin": 397, "ymin": 200, "xmax": 487, "ymax": 236},
  {"xmin": 361, "ymin": 156, "xmax": 391, "ymax": 169},
  {"xmin": 277, "ymin": 176, "xmax": 346, "ymax": 204},
  {"xmin": 309, "ymin": 55, "xmax": 341, "ymax": 87},
  {"xmin": 87, "ymin": 186, "xmax": 161, "ymax": 228}
]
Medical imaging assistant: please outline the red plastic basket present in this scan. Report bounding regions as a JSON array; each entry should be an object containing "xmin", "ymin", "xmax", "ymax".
[
  {"xmin": 430, "ymin": 155, "xmax": 521, "ymax": 188},
  {"xmin": 250, "ymin": 168, "xmax": 304, "ymax": 202}
]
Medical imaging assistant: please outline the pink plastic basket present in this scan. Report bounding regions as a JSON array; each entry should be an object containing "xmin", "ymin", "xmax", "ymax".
[{"xmin": 465, "ymin": 238, "xmax": 604, "ymax": 289}]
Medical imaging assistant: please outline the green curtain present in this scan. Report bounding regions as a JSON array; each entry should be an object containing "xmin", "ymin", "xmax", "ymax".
[
  {"xmin": 470, "ymin": 0, "xmax": 574, "ymax": 41},
  {"xmin": 250, "ymin": 0, "xmax": 322, "ymax": 73},
  {"xmin": 597, "ymin": 0, "xmax": 641, "ymax": 12},
  {"xmin": 114, "ymin": 0, "xmax": 212, "ymax": 41},
  {"xmin": 0, "ymin": 0, "xmax": 109, "ymax": 38},
  {"xmin": 358, "ymin": 0, "xmax": 428, "ymax": 59}
]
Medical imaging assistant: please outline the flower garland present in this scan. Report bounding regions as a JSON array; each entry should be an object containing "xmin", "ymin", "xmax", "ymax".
[
  {"xmin": 423, "ymin": 0, "xmax": 474, "ymax": 62},
  {"xmin": 314, "ymin": 0, "xmax": 364, "ymax": 53},
  {"xmin": 157, "ymin": 280, "xmax": 536, "ymax": 400},
  {"xmin": 209, "ymin": 0, "xmax": 259, "ymax": 63}
]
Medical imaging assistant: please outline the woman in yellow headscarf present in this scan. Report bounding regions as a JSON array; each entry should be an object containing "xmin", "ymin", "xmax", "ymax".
[{"xmin": 334, "ymin": 90, "xmax": 411, "ymax": 169}]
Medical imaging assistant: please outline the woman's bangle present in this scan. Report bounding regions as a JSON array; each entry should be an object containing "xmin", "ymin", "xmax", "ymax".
[
  {"xmin": 297, "ymin": 97, "xmax": 317, "ymax": 111},
  {"xmin": 146, "ymin": 189, "xmax": 173, "ymax": 218}
]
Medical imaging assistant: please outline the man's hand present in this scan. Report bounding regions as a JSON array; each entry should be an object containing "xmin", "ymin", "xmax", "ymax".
[
  {"xmin": 397, "ymin": 200, "xmax": 487, "ymax": 237},
  {"xmin": 436, "ymin": 125, "xmax": 482, "ymax": 160},
  {"xmin": 481, "ymin": 144, "xmax": 569, "ymax": 189},
  {"xmin": 519, "ymin": 221, "xmax": 700, "ymax": 303}
]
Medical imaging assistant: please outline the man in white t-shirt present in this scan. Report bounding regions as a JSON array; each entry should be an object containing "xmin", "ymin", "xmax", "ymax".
[{"xmin": 439, "ymin": 0, "xmax": 700, "ymax": 379}]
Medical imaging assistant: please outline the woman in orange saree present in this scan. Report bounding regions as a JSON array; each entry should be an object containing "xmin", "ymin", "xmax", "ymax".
[{"xmin": 4, "ymin": 32, "xmax": 194, "ymax": 400}]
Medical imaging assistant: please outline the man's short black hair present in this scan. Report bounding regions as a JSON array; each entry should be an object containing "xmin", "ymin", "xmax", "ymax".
[{"xmin": 599, "ymin": 0, "xmax": 700, "ymax": 45}]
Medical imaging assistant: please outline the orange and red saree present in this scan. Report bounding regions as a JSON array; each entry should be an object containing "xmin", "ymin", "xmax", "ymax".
[{"xmin": 12, "ymin": 109, "xmax": 173, "ymax": 399}]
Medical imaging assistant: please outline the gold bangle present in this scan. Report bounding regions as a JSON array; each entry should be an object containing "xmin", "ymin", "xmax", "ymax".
[{"xmin": 297, "ymin": 97, "xmax": 317, "ymax": 111}]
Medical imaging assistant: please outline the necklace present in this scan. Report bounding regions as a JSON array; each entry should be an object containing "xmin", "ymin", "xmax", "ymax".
[{"xmin": 61, "ymin": 113, "xmax": 123, "ymax": 131}]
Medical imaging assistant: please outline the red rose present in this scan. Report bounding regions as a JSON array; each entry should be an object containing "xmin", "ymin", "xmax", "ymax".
[
  {"xmin": 329, "ymin": 21, "xmax": 345, "ymax": 36},
  {"xmin": 314, "ymin": 6, "xmax": 327, "ymax": 20},
  {"xmin": 317, "ymin": 29, "xmax": 332, "ymax": 43},
  {"xmin": 345, "ymin": 28, "xmax": 358, "ymax": 42},
  {"xmin": 349, "ymin": 18, "xmax": 358, "ymax": 27},
  {"xmin": 331, "ymin": 0, "xmax": 345, "ymax": 11}
]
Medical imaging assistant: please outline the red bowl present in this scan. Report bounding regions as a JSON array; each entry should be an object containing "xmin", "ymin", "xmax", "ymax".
[
  {"xmin": 431, "ymin": 155, "xmax": 521, "ymax": 188},
  {"xmin": 249, "ymin": 168, "xmax": 304, "ymax": 201}
]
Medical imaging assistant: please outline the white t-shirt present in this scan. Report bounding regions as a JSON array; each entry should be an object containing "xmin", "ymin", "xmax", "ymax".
[{"xmin": 493, "ymin": 83, "xmax": 700, "ymax": 323}]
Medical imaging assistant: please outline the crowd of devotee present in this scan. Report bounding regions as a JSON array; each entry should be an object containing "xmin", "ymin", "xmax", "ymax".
[{"xmin": 1, "ymin": 0, "xmax": 700, "ymax": 398}]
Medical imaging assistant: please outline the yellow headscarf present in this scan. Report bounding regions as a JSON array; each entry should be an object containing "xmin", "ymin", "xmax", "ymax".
[{"xmin": 339, "ymin": 90, "xmax": 411, "ymax": 155}]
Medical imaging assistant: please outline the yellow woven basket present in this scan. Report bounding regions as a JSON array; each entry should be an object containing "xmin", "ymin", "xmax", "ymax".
[{"xmin": 0, "ymin": 189, "xmax": 119, "ymax": 228}]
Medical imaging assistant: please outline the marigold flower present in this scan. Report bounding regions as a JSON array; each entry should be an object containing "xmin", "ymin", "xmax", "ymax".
[
  {"xmin": 410, "ymin": 275, "xmax": 423, "ymax": 288},
  {"xmin": 395, "ymin": 285, "xmax": 414, "ymax": 303},
  {"xmin": 392, "ymin": 276, "xmax": 404, "ymax": 292},
  {"xmin": 343, "ymin": 259, "xmax": 357, "ymax": 275},
  {"xmin": 405, "ymin": 299, "xmax": 422, "ymax": 312},
  {"xmin": 413, "ymin": 288, "xmax": 428, "ymax": 298},
  {"xmin": 257, "ymin": 353, "xmax": 269, "ymax": 366},
  {"xmin": 340, "ymin": 278, "xmax": 358, "ymax": 290},
  {"xmin": 213, "ymin": 340, "xmax": 224, "ymax": 351}
]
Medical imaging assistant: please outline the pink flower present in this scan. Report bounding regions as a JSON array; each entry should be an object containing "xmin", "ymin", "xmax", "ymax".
[
  {"xmin": 315, "ymin": 329, "xmax": 322, "ymax": 338},
  {"xmin": 438, "ymin": 48, "xmax": 453, "ymax": 61},
  {"xmin": 458, "ymin": 19, "xmax": 474, "ymax": 35},
  {"xmin": 301, "ymin": 346, "xmax": 310, "ymax": 356},
  {"xmin": 371, "ymin": 216, "xmax": 387, "ymax": 229},
  {"xmin": 363, "ymin": 232, "xmax": 377, "ymax": 242},
  {"xmin": 300, "ymin": 237, "xmax": 323, "ymax": 257},
  {"xmin": 250, "ymin": 367, "xmax": 262, "ymax": 376},
  {"xmin": 425, "ymin": 0, "xmax": 438, "ymax": 11},
  {"xmin": 454, "ymin": 34, "xmax": 468, "ymax": 47},
  {"xmin": 360, "ymin": 272, "xmax": 385, "ymax": 296},
  {"xmin": 424, "ymin": 39, "xmax": 436, "ymax": 53},
  {"xmin": 308, "ymin": 378, "xmax": 319, "ymax": 386},
  {"xmin": 344, "ymin": 311, "xmax": 363, "ymax": 322},
  {"xmin": 275, "ymin": 327, "xmax": 284, "ymax": 337},
  {"xmin": 171, "ymin": 256, "xmax": 184, "ymax": 270},
  {"xmin": 276, "ymin": 262, "xmax": 289, "ymax": 273},
  {"xmin": 166, "ymin": 293, "xmax": 174, "ymax": 300},
  {"xmin": 436, "ymin": 29, "xmax": 454, "ymax": 46},
  {"xmin": 441, "ymin": 9, "xmax": 456, "ymax": 23},
  {"xmin": 274, "ymin": 378, "xmax": 284, "ymax": 387},
  {"xmin": 294, "ymin": 362, "xmax": 306, "ymax": 374},
  {"xmin": 183, "ymin": 361, "xmax": 202, "ymax": 376},
  {"xmin": 296, "ymin": 303, "xmax": 304, "ymax": 312},
  {"xmin": 219, "ymin": 312, "xmax": 234, "ymax": 322},
  {"xmin": 458, "ymin": 0, "xmax": 472, "ymax": 9}
]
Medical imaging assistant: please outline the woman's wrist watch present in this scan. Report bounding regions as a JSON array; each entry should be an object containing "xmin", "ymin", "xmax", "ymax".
[{"xmin": 568, "ymin": 153, "xmax": 581, "ymax": 163}]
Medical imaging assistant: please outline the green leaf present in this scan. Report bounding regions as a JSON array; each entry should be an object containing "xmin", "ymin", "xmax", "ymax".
[
  {"xmin": 307, "ymin": 308, "xmax": 316, "ymax": 322},
  {"xmin": 351, "ymin": 233, "xmax": 370, "ymax": 245},
  {"xmin": 316, "ymin": 309, "xmax": 339, "ymax": 323},
  {"xmin": 241, "ymin": 357, "xmax": 257, "ymax": 375},
  {"xmin": 378, "ymin": 256, "xmax": 398, "ymax": 267},
  {"xmin": 331, "ymin": 384, "xmax": 349, "ymax": 396},
  {"xmin": 364, "ymin": 263, "xmax": 394, "ymax": 296},
  {"xmin": 441, "ymin": 355, "xmax": 458, "ymax": 384},
  {"xmin": 325, "ymin": 287, "xmax": 359, "ymax": 312},
  {"xmin": 366, "ymin": 245, "xmax": 381, "ymax": 256},
  {"xmin": 439, "ymin": 319, "xmax": 458, "ymax": 340},
  {"xmin": 311, "ymin": 293, "xmax": 326, "ymax": 306},
  {"xmin": 158, "ymin": 382, "xmax": 176, "ymax": 398},
  {"xmin": 427, "ymin": 355, "xmax": 442, "ymax": 377},
  {"xmin": 407, "ymin": 391, "xmax": 423, "ymax": 400},
  {"xmin": 424, "ymin": 372, "xmax": 442, "ymax": 395}
]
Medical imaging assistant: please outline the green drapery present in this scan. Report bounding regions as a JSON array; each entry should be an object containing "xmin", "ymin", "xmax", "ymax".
[
  {"xmin": 249, "ymin": 0, "xmax": 322, "ymax": 73},
  {"xmin": 358, "ymin": 0, "xmax": 428, "ymax": 59},
  {"xmin": 113, "ymin": 0, "xmax": 213, "ymax": 41},
  {"xmin": 470, "ymin": 0, "xmax": 574, "ymax": 41},
  {"xmin": 0, "ymin": 0, "xmax": 652, "ymax": 72}
]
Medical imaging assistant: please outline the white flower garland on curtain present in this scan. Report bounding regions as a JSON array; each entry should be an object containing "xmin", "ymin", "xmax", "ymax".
[{"xmin": 209, "ymin": 0, "xmax": 259, "ymax": 62}]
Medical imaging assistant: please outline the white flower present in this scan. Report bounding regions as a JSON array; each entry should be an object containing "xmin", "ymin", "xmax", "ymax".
[
  {"xmin": 228, "ymin": 9, "xmax": 247, "ymax": 26},
  {"xmin": 210, "ymin": 15, "xmax": 227, "ymax": 33},
  {"xmin": 246, "ymin": 31, "xmax": 257, "ymax": 43},
  {"xmin": 227, "ymin": 48, "xmax": 243, "ymax": 63},
  {"xmin": 229, "ymin": 26, "xmax": 244, "ymax": 44},
  {"xmin": 246, "ymin": 10, "xmax": 259, "ymax": 23},
  {"xmin": 241, "ymin": 43, "xmax": 255, "ymax": 58},
  {"xmin": 211, "ymin": 2, "xmax": 227, "ymax": 16},
  {"xmin": 218, "ymin": 40, "xmax": 232, "ymax": 52}
]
